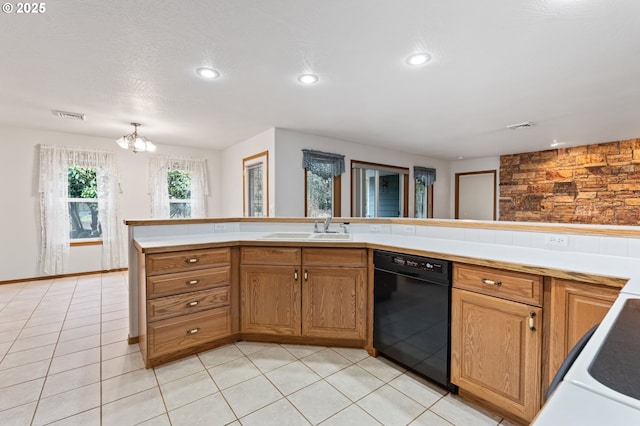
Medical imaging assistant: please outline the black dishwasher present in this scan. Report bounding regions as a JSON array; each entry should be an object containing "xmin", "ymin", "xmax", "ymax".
[{"xmin": 373, "ymin": 250, "xmax": 457, "ymax": 392}]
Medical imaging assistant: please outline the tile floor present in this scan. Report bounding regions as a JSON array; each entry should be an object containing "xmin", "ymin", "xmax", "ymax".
[{"xmin": 0, "ymin": 272, "xmax": 518, "ymax": 425}]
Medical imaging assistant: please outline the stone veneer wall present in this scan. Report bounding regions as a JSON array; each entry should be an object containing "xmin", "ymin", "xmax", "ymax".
[{"xmin": 499, "ymin": 139, "xmax": 640, "ymax": 224}]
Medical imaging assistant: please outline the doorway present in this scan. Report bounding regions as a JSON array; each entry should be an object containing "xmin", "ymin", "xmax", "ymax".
[{"xmin": 455, "ymin": 170, "xmax": 496, "ymax": 220}]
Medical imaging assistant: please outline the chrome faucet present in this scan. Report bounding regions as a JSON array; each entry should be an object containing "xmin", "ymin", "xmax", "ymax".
[{"xmin": 323, "ymin": 216, "xmax": 332, "ymax": 233}]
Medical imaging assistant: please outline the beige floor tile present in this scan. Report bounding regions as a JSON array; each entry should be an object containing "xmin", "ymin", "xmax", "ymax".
[
  {"xmin": 430, "ymin": 394, "xmax": 502, "ymax": 426},
  {"xmin": 326, "ymin": 364, "xmax": 385, "ymax": 401},
  {"xmin": 321, "ymin": 404, "xmax": 382, "ymax": 425},
  {"xmin": 101, "ymin": 309, "xmax": 128, "ymax": 322},
  {"xmin": 281, "ymin": 343, "xmax": 326, "ymax": 359},
  {"xmin": 409, "ymin": 410, "xmax": 455, "ymax": 425},
  {"xmin": 0, "ymin": 319, "xmax": 26, "ymax": 333},
  {"xmin": 357, "ymin": 385, "xmax": 426, "ymax": 426},
  {"xmin": 301, "ymin": 348, "xmax": 352, "ymax": 377},
  {"xmin": 102, "ymin": 367, "xmax": 158, "ymax": 404},
  {"xmin": 49, "ymin": 347, "xmax": 101, "ymax": 375},
  {"xmin": 101, "ymin": 327, "xmax": 128, "ymax": 345},
  {"xmin": 248, "ymin": 345, "xmax": 297, "ymax": 373},
  {"xmin": 168, "ymin": 392, "xmax": 236, "ymax": 426},
  {"xmin": 160, "ymin": 370, "xmax": 218, "ymax": 411},
  {"xmin": 101, "ymin": 387, "xmax": 166, "ymax": 426},
  {"xmin": 101, "ymin": 351, "xmax": 145, "ymax": 380},
  {"xmin": 388, "ymin": 372, "xmax": 447, "ymax": 408},
  {"xmin": 58, "ymin": 324, "xmax": 100, "ymax": 342},
  {"xmin": 0, "ymin": 378, "xmax": 44, "ymax": 411},
  {"xmin": 330, "ymin": 347, "xmax": 370, "ymax": 363},
  {"xmin": 288, "ymin": 380, "xmax": 352, "ymax": 424},
  {"xmin": 64, "ymin": 307, "xmax": 100, "ymax": 320},
  {"xmin": 0, "ymin": 359, "xmax": 50, "ymax": 389},
  {"xmin": 153, "ymin": 355, "xmax": 204, "ymax": 385},
  {"xmin": 101, "ymin": 339, "xmax": 140, "ymax": 360},
  {"xmin": 136, "ymin": 414, "xmax": 171, "ymax": 425},
  {"xmin": 222, "ymin": 375, "xmax": 283, "ymax": 418},
  {"xmin": 41, "ymin": 363, "xmax": 101, "ymax": 398},
  {"xmin": 0, "ymin": 343, "xmax": 55, "ymax": 370},
  {"xmin": 265, "ymin": 360, "xmax": 321, "ymax": 396},
  {"xmin": 0, "ymin": 401, "xmax": 37, "ymax": 425},
  {"xmin": 101, "ymin": 317, "xmax": 129, "ymax": 332},
  {"xmin": 54, "ymin": 334, "xmax": 100, "ymax": 357},
  {"xmin": 32, "ymin": 382, "xmax": 100, "ymax": 426},
  {"xmin": 357, "ymin": 356, "xmax": 406, "ymax": 382},
  {"xmin": 62, "ymin": 315, "xmax": 100, "ymax": 330},
  {"xmin": 208, "ymin": 356, "xmax": 261, "ymax": 390},
  {"xmin": 240, "ymin": 398, "xmax": 311, "ymax": 426},
  {"xmin": 8, "ymin": 331, "xmax": 59, "ymax": 353},
  {"xmin": 47, "ymin": 407, "xmax": 100, "ymax": 425},
  {"xmin": 18, "ymin": 321, "xmax": 63, "ymax": 339},
  {"xmin": 26, "ymin": 313, "xmax": 66, "ymax": 327},
  {"xmin": 198, "ymin": 343, "xmax": 245, "ymax": 368},
  {"xmin": 235, "ymin": 340, "xmax": 278, "ymax": 355}
]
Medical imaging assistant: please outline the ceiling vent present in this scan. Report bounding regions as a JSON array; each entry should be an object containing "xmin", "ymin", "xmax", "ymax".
[
  {"xmin": 506, "ymin": 121, "xmax": 532, "ymax": 130},
  {"xmin": 52, "ymin": 110, "xmax": 86, "ymax": 121}
]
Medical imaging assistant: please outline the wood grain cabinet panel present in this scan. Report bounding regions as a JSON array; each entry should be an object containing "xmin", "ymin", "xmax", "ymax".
[
  {"xmin": 147, "ymin": 248, "xmax": 231, "ymax": 275},
  {"xmin": 546, "ymin": 278, "xmax": 619, "ymax": 390},
  {"xmin": 147, "ymin": 267, "xmax": 231, "ymax": 298},
  {"xmin": 147, "ymin": 287, "xmax": 230, "ymax": 322},
  {"xmin": 451, "ymin": 288, "xmax": 542, "ymax": 422}
]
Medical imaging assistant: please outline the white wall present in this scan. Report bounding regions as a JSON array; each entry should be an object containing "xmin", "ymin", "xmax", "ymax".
[
  {"xmin": 450, "ymin": 156, "xmax": 500, "ymax": 219},
  {"xmin": 220, "ymin": 128, "xmax": 275, "ymax": 217},
  {"xmin": 0, "ymin": 126, "xmax": 221, "ymax": 281},
  {"xmin": 274, "ymin": 128, "xmax": 452, "ymax": 218}
]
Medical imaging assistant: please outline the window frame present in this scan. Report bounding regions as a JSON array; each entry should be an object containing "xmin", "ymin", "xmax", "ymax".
[
  {"xmin": 414, "ymin": 181, "xmax": 434, "ymax": 219},
  {"xmin": 67, "ymin": 166, "xmax": 102, "ymax": 244},
  {"xmin": 167, "ymin": 169, "xmax": 194, "ymax": 219},
  {"xmin": 242, "ymin": 151, "xmax": 269, "ymax": 217},
  {"xmin": 304, "ymin": 170, "xmax": 341, "ymax": 217},
  {"xmin": 350, "ymin": 160, "xmax": 409, "ymax": 218}
]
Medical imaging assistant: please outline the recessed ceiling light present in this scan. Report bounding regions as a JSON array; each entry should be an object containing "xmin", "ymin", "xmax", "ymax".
[
  {"xmin": 297, "ymin": 73, "xmax": 319, "ymax": 85},
  {"xmin": 196, "ymin": 67, "xmax": 220, "ymax": 79},
  {"xmin": 405, "ymin": 52, "xmax": 432, "ymax": 66}
]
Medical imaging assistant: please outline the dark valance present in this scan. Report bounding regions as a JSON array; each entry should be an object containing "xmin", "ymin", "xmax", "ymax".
[
  {"xmin": 302, "ymin": 149, "xmax": 345, "ymax": 179},
  {"xmin": 414, "ymin": 166, "xmax": 436, "ymax": 185}
]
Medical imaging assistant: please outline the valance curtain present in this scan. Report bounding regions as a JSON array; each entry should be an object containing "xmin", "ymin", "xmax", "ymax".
[
  {"xmin": 414, "ymin": 166, "xmax": 437, "ymax": 186},
  {"xmin": 39, "ymin": 145, "xmax": 125, "ymax": 274},
  {"xmin": 302, "ymin": 149, "xmax": 345, "ymax": 179},
  {"xmin": 149, "ymin": 156, "xmax": 209, "ymax": 218}
]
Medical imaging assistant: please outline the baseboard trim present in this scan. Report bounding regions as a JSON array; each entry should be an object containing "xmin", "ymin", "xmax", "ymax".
[{"xmin": 0, "ymin": 268, "xmax": 128, "ymax": 285}]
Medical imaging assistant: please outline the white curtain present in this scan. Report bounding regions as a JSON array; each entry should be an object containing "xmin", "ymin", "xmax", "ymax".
[
  {"xmin": 149, "ymin": 156, "xmax": 209, "ymax": 218},
  {"xmin": 39, "ymin": 145, "xmax": 126, "ymax": 274}
]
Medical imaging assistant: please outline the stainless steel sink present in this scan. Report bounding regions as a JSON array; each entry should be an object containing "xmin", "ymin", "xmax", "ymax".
[{"xmin": 258, "ymin": 232, "xmax": 352, "ymax": 241}]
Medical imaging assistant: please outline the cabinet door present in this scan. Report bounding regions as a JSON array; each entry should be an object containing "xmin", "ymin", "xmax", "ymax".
[
  {"xmin": 240, "ymin": 265, "xmax": 301, "ymax": 336},
  {"xmin": 451, "ymin": 288, "xmax": 542, "ymax": 422},
  {"xmin": 547, "ymin": 278, "xmax": 618, "ymax": 388},
  {"xmin": 302, "ymin": 267, "xmax": 367, "ymax": 340}
]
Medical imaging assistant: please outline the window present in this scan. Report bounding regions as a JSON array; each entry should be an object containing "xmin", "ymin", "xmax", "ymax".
[
  {"xmin": 414, "ymin": 166, "xmax": 436, "ymax": 218},
  {"xmin": 149, "ymin": 157, "xmax": 208, "ymax": 218},
  {"xmin": 68, "ymin": 166, "xmax": 102, "ymax": 239},
  {"xmin": 351, "ymin": 161, "xmax": 409, "ymax": 217},
  {"xmin": 302, "ymin": 149, "xmax": 344, "ymax": 217},
  {"xmin": 39, "ymin": 145, "xmax": 125, "ymax": 275},
  {"xmin": 243, "ymin": 151, "xmax": 268, "ymax": 217},
  {"xmin": 168, "ymin": 170, "xmax": 192, "ymax": 218}
]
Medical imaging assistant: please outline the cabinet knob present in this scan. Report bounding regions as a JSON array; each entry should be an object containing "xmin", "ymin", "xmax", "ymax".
[
  {"xmin": 294, "ymin": 269, "xmax": 299, "ymax": 281},
  {"xmin": 186, "ymin": 328, "xmax": 200, "ymax": 335},
  {"xmin": 529, "ymin": 312, "xmax": 536, "ymax": 331},
  {"xmin": 186, "ymin": 279, "xmax": 200, "ymax": 285},
  {"xmin": 304, "ymin": 270, "xmax": 308, "ymax": 281},
  {"xmin": 481, "ymin": 278, "xmax": 502, "ymax": 287},
  {"xmin": 185, "ymin": 258, "xmax": 200, "ymax": 264},
  {"xmin": 187, "ymin": 300, "xmax": 199, "ymax": 307}
]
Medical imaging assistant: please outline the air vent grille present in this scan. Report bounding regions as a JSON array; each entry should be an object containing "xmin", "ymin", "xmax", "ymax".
[
  {"xmin": 52, "ymin": 110, "xmax": 86, "ymax": 121},
  {"xmin": 506, "ymin": 121, "xmax": 532, "ymax": 130}
]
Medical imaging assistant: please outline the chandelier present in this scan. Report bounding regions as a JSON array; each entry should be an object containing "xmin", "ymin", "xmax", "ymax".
[{"xmin": 115, "ymin": 122, "xmax": 156, "ymax": 153}]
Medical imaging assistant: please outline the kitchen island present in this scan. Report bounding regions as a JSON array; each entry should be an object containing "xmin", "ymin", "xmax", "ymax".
[{"xmin": 126, "ymin": 217, "xmax": 640, "ymax": 424}]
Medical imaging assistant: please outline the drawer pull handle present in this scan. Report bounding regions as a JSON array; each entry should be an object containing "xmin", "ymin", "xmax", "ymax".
[
  {"xmin": 187, "ymin": 328, "xmax": 200, "ymax": 335},
  {"xmin": 481, "ymin": 278, "xmax": 502, "ymax": 287},
  {"xmin": 186, "ymin": 280, "xmax": 200, "ymax": 285},
  {"xmin": 187, "ymin": 300, "xmax": 199, "ymax": 307},
  {"xmin": 304, "ymin": 270, "xmax": 308, "ymax": 281},
  {"xmin": 529, "ymin": 312, "xmax": 536, "ymax": 331},
  {"xmin": 294, "ymin": 269, "xmax": 299, "ymax": 281},
  {"xmin": 185, "ymin": 258, "xmax": 200, "ymax": 264}
]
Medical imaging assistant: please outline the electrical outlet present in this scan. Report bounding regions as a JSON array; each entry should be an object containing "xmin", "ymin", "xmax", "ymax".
[
  {"xmin": 369, "ymin": 224, "xmax": 382, "ymax": 232},
  {"xmin": 214, "ymin": 223, "xmax": 227, "ymax": 231},
  {"xmin": 403, "ymin": 225, "xmax": 416, "ymax": 234},
  {"xmin": 545, "ymin": 234, "xmax": 568, "ymax": 247}
]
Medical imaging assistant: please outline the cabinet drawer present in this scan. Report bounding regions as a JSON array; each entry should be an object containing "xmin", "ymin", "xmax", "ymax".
[
  {"xmin": 147, "ymin": 267, "xmax": 230, "ymax": 299},
  {"xmin": 147, "ymin": 307, "xmax": 231, "ymax": 358},
  {"xmin": 241, "ymin": 247, "xmax": 301, "ymax": 265},
  {"xmin": 147, "ymin": 248, "xmax": 231, "ymax": 276},
  {"xmin": 453, "ymin": 263, "xmax": 543, "ymax": 306},
  {"xmin": 147, "ymin": 287, "xmax": 230, "ymax": 322},
  {"xmin": 302, "ymin": 248, "xmax": 367, "ymax": 267}
]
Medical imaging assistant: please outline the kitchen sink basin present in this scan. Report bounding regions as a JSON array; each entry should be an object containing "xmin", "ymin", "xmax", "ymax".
[{"xmin": 258, "ymin": 232, "xmax": 352, "ymax": 241}]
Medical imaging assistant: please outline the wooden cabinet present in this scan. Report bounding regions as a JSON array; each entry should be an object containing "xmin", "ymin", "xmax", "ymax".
[
  {"xmin": 240, "ymin": 247, "xmax": 367, "ymax": 341},
  {"xmin": 451, "ymin": 263, "xmax": 543, "ymax": 423},
  {"xmin": 546, "ymin": 278, "xmax": 619, "ymax": 390},
  {"xmin": 138, "ymin": 247, "xmax": 234, "ymax": 368}
]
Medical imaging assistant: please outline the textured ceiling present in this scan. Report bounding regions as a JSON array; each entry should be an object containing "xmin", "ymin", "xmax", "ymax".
[{"xmin": 1, "ymin": 0, "xmax": 639, "ymax": 159}]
